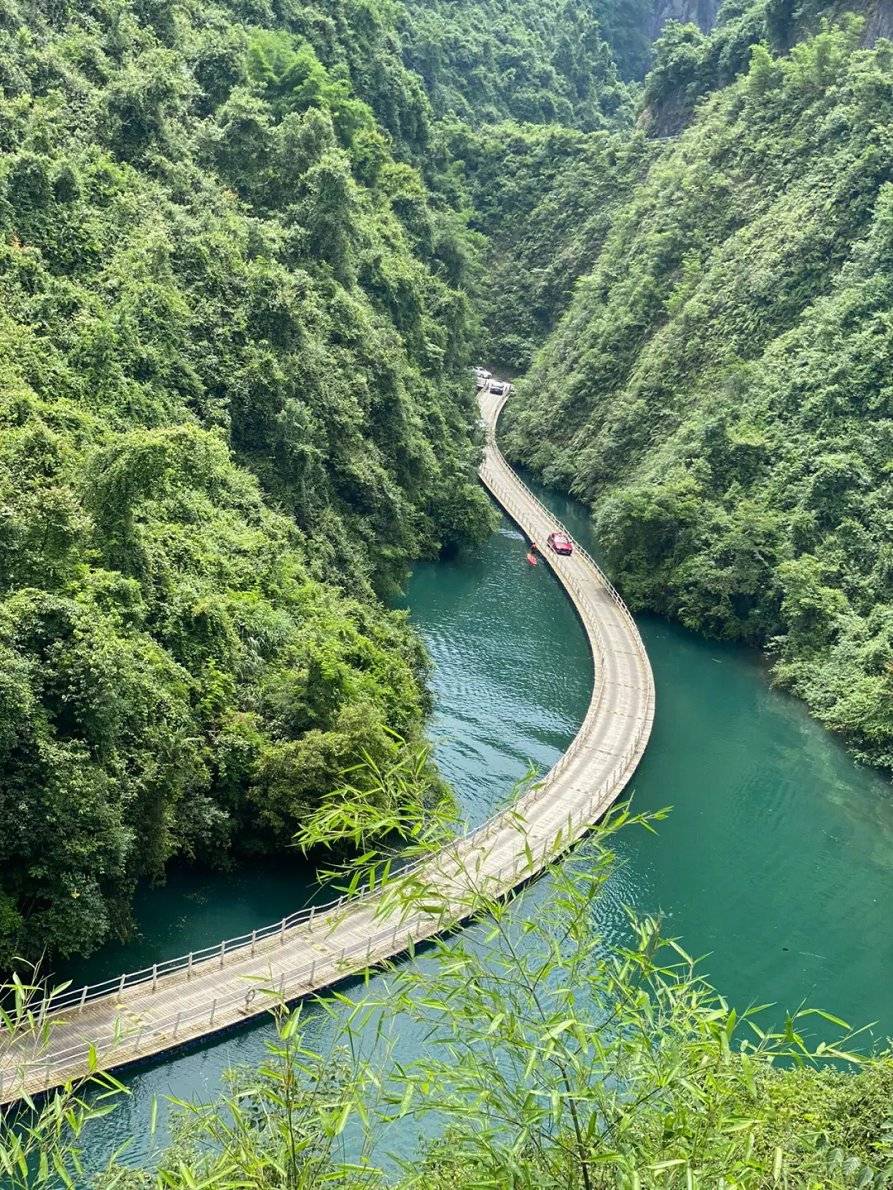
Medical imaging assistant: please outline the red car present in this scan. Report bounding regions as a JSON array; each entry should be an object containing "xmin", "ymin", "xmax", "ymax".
[{"xmin": 547, "ymin": 531, "xmax": 573, "ymax": 556}]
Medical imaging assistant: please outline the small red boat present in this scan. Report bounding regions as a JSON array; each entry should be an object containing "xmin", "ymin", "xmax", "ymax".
[{"xmin": 526, "ymin": 551, "xmax": 538, "ymax": 566}]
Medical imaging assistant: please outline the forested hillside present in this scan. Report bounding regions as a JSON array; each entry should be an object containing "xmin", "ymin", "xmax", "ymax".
[
  {"xmin": 443, "ymin": 120, "xmax": 652, "ymax": 367},
  {"xmin": 602, "ymin": 0, "xmax": 723, "ymax": 79},
  {"xmin": 642, "ymin": 0, "xmax": 893, "ymax": 131},
  {"xmin": 4, "ymin": 0, "xmax": 893, "ymax": 1183},
  {"xmin": 1, "ymin": 0, "xmax": 889, "ymax": 970},
  {"xmin": 0, "ymin": 0, "xmax": 494, "ymax": 964},
  {"xmin": 505, "ymin": 18, "xmax": 893, "ymax": 772},
  {"xmin": 398, "ymin": 0, "xmax": 631, "ymax": 129}
]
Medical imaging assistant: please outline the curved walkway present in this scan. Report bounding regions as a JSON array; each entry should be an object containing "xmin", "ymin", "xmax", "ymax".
[{"xmin": 0, "ymin": 388, "xmax": 654, "ymax": 1102}]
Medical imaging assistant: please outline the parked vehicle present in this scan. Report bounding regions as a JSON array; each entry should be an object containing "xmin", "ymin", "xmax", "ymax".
[
  {"xmin": 546, "ymin": 531, "xmax": 573, "ymax": 556},
  {"xmin": 487, "ymin": 380, "xmax": 509, "ymax": 397},
  {"xmin": 473, "ymin": 366, "xmax": 492, "ymax": 390}
]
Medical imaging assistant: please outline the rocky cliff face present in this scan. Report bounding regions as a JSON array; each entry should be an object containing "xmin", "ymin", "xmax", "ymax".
[
  {"xmin": 862, "ymin": 0, "xmax": 893, "ymax": 40},
  {"xmin": 649, "ymin": 0, "xmax": 893, "ymax": 44},
  {"xmin": 650, "ymin": 0, "xmax": 722, "ymax": 36},
  {"xmin": 599, "ymin": 0, "xmax": 723, "ymax": 79},
  {"xmin": 611, "ymin": 0, "xmax": 888, "ymax": 83}
]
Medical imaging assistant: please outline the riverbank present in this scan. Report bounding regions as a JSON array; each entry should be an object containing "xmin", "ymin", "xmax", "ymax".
[
  {"xmin": 64, "ymin": 469, "xmax": 893, "ymax": 1172},
  {"xmin": 4, "ymin": 392, "xmax": 653, "ymax": 1104}
]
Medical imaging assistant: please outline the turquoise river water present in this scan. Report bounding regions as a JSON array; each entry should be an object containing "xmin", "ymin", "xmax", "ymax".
[{"xmin": 69, "ymin": 479, "xmax": 893, "ymax": 1172}]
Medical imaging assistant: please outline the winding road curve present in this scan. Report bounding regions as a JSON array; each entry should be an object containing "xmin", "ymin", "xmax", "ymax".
[{"xmin": 1, "ymin": 388, "xmax": 654, "ymax": 1102}]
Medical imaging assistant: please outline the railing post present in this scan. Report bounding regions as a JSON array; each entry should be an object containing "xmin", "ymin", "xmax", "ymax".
[{"xmin": 13, "ymin": 406, "xmax": 651, "ymax": 1082}]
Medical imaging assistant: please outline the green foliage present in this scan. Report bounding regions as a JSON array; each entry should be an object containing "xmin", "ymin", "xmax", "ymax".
[
  {"xmin": 641, "ymin": 0, "xmax": 874, "ymax": 132},
  {"xmin": 398, "ymin": 0, "xmax": 634, "ymax": 131},
  {"xmin": 438, "ymin": 119, "xmax": 651, "ymax": 368},
  {"xmin": 0, "ymin": 386, "xmax": 444, "ymax": 961},
  {"xmin": 4, "ymin": 1, "xmax": 892, "ymax": 1179},
  {"xmin": 597, "ymin": 0, "xmax": 663, "ymax": 80},
  {"xmin": 73, "ymin": 804, "xmax": 892, "ymax": 1185},
  {"xmin": 390, "ymin": 0, "xmax": 646, "ymax": 367},
  {"xmin": 294, "ymin": 733, "xmax": 456, "ymax": 861},
  {"xmin": 506, "ymin": 22, "xmax": 893, "ymax": 771},
  {"xmin": 0, "ymin": 0, "xmax": 497, "ymax": 964},
  {"xmin": 0, "ymin": 969, "xmax": 128, "ymax": 1188}
]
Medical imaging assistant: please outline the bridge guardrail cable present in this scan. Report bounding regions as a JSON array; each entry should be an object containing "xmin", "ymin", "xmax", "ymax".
[
  {"xmin": 20, "ymin": 738, "xmax": 642, "ymax": 1085},
  {"xmin": 14, "ymin": 388, "xmax": 653, "ymax": 1076},
  {"xmin": 5, "ymin": 736, "xmax": 645, "ymax": 1091},
  {"xmin": 16, "ymin": 739, "xmax": 641, "ymax": 1083}
]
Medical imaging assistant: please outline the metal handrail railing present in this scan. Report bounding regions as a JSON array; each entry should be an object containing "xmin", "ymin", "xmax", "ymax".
[
  {"xmin": 25, "ymin": 389, "xmax": 653, "ymax": 1036},
  {"xmin": 482, "ymin": 390, "xmax": 648, "ymax": 640},
  {"xmin": 6, "ymin": 737, "xmax": 647, "ymax": 1091}
]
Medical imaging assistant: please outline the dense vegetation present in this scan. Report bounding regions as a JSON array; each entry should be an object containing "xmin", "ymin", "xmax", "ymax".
[
  {"xmin": 641, "ymin": 0, "xmax": 893, "ymax": 132},
  {"xmin": 0, "ymin": 0, "xmax": 701, "ymax": 967},
  {"xmin": 3, "ymin": 0, "xmax": 893, "ymax": 1180},
  {"xmin": 7, "ymin": 806, "xmax": 893, "ymax": 1186},
  {"xmin": 398, "ymin": 0, "xmax": 632, "ymax": 130},
  {"xmin": 446, "ymin": 119, "xmax": 651, "ymax": 367},
  {"xmin": 506, "ymin": 17, "xmax": 893, "ymax": 773},
  {"xmin": 0, "ymin": 0, "xmax": 496, "ymax": 964}
]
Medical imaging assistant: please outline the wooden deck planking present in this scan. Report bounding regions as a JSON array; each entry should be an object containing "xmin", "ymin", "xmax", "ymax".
[{"xmin": 0, "ymin": 387, "xmax": 654, "ymax": 1103}]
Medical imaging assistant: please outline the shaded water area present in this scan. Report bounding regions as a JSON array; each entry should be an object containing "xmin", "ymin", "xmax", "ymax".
[{"xmin": 69, "ymin": 480, "xmax": 892, "ymax": 1171}]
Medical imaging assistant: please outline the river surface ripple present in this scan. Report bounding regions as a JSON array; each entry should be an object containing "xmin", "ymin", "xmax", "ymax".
[{"xmin": 73, "ymin": 481, "xmax": 893, "ymax": 1170}]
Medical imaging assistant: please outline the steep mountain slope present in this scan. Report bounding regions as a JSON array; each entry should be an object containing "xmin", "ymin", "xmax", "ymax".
[
  {"xmin": 398, "ymin": 0, "xmax": 632, "ymax": 129},
  {"xmin": 643, "ymin": 0, "xmax": 893, "ymax": 131},
  {"xmin": 603, "ymin": 0, "xmax": 723, "ymax": 78},
  {"xmin": 0, "ymin": 0, "xmax": 490, "ymax": 962},
  {"xmin": 505, "ymin": 21, "xmax": 893, "ymax": 772},
  {"xmin": 439, "ymin": 118, "xmax": 652, "ymax": 367}
]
